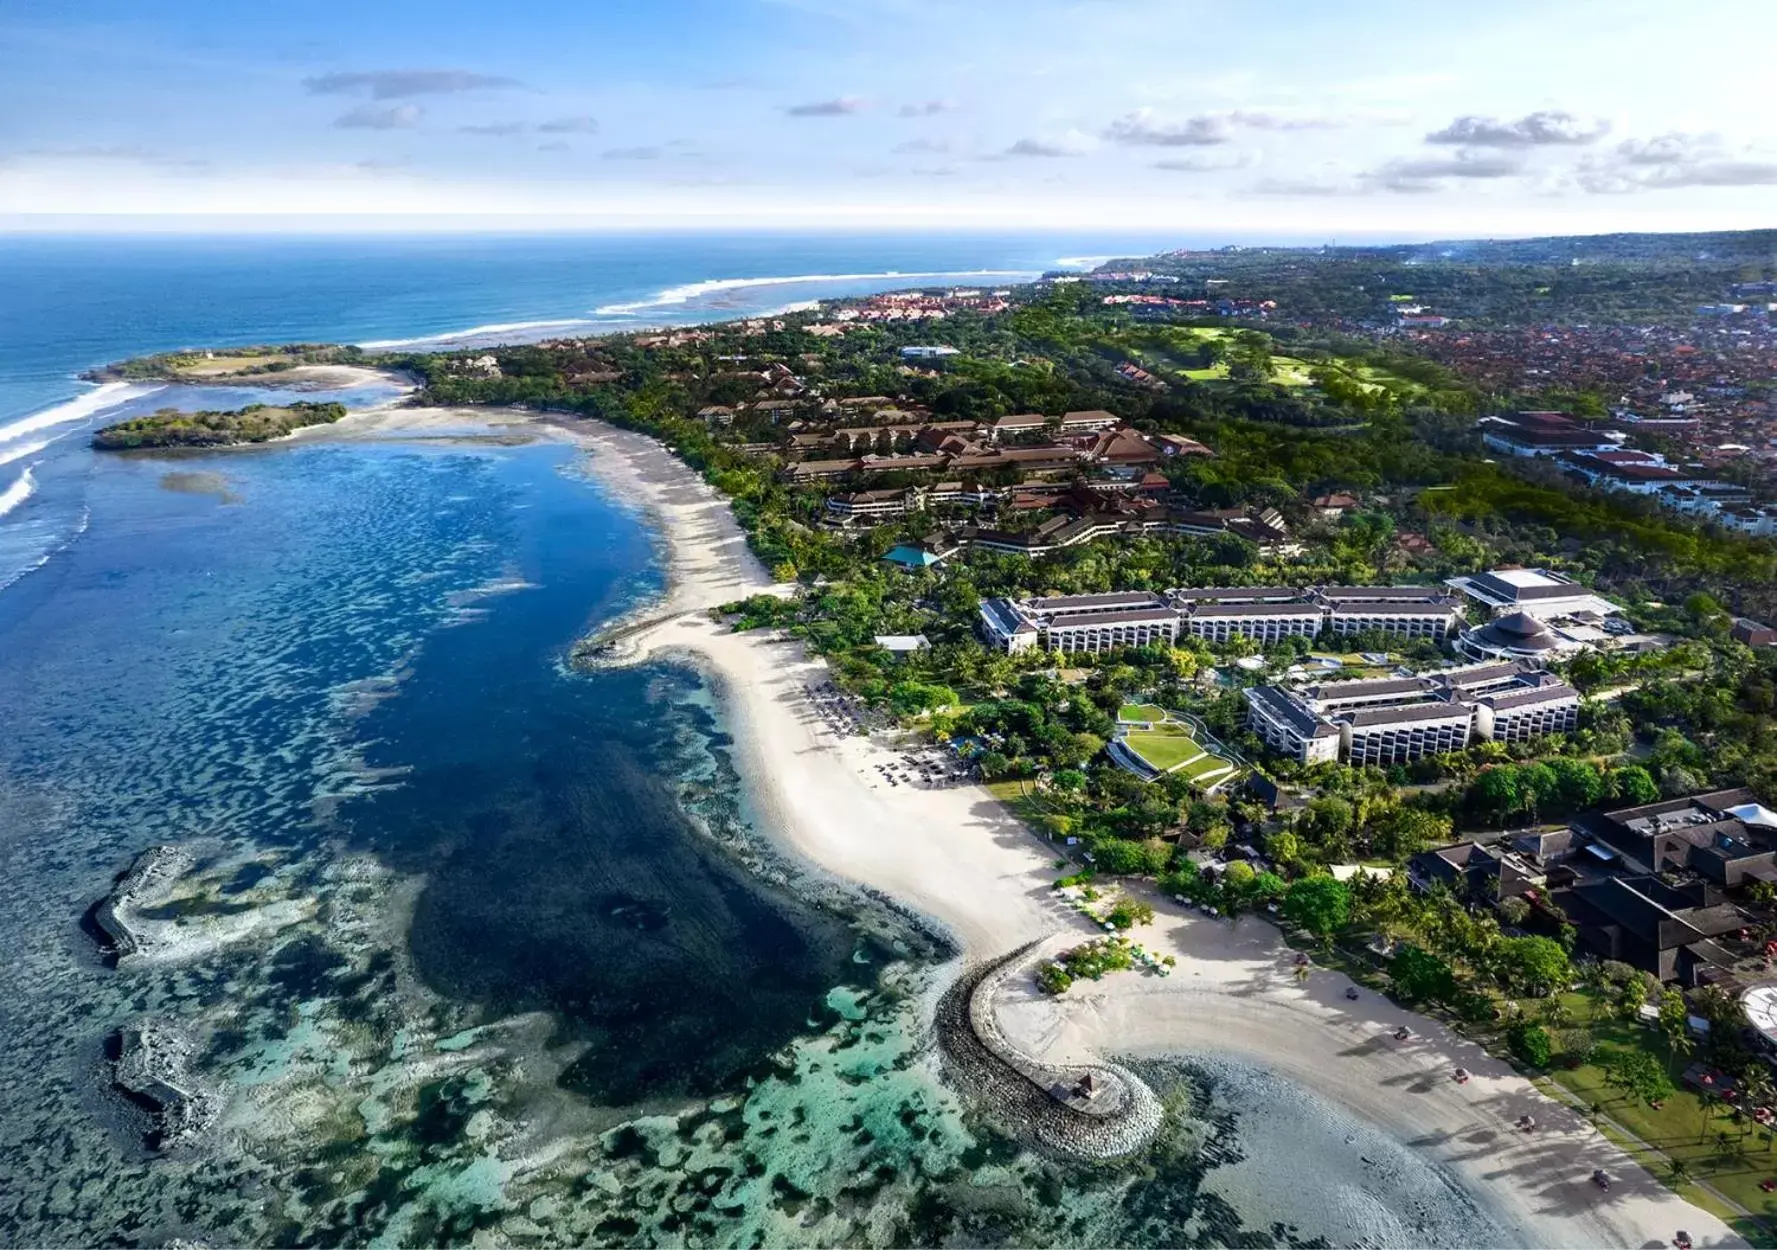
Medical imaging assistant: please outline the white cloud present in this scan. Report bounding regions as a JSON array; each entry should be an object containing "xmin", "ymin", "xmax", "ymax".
[
  {"xmin": 898, "ymin": 100, "xmax": 955, "ymax": 117},
  {"xmin": 304, "ymin": 70, "xmax": 520, "ymax": 99},
  {"xmin": 1578, "ymin": 133, "xmax": 1777, "ymax": 192},
  {"xmin": 537, "ymin": 116, "xmax": 599, "ymax": 134},
  {"xmin": 1152, "ymin": 150, "xmax": 1256, "ymax": 173},
  {"xmin": 1004, "ymin": 131, "xmax": 1094, "ymax": 158},
  {"xmin": 334, "ymin": 103, "xmax": 423, "ymax": 130},
  {"xmin": 1366, "ymin": 149, "xmax": 1525, "ymax": 193},
  {"xmin": 1105, "ymin": 109, "xmax": 1230, "ymax": 147},
  {"xmin": 1248, "ymin": 176, "xmax": 1350, "ymax": 197},
  {"xmin": 784, "ymin": 97, "xmax": 867, "ymax": 117},
  {"xmin": 1105, "ymin": 108, "xmax": 1355, "ymax": 149},
  {"xmin": 1425, "ymin": 110, "xmax": 1609, "ymax": 147}
]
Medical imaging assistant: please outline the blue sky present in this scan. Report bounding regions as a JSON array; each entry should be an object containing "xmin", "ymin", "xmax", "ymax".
[{"xmin": 2, "ymin": 0, "xmax": 1774, "ymax": 233}]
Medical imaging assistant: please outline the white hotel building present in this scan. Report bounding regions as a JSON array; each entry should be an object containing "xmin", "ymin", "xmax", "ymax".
[
  {"xmin": 980, "ymin": 583, "xmax": 1467, "ymax": 655},
  {"xmin": 977, "ymin": 591, "xmax": 1181, "ymax": 655},
  {"xmin": 1244, "ymin": 663, "xmax": 1581, "ymax": 766}
]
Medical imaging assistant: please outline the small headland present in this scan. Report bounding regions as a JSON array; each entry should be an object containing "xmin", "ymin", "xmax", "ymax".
[
  {"xmin": 935, "ymin": 942, "xmax": 1162, "ymax": 1161},
  {"xmin": 106, "ymin": 1021, "xmax": 218, "ymax": 1152},
  {"xmin": 83, "ymin": 343, "xmax": 368, "ymax": 385},
  {"xmin": 82, "ymin": 845, "xmax": 195, "ymax": 966}
]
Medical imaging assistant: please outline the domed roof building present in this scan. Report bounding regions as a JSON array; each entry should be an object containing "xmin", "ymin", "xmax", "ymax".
[{"xmin": 1456, "ymin": 610, "xmax": 1584, "ymax": 663}]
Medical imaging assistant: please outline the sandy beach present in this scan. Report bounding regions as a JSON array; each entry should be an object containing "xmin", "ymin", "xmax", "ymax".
[
  {"xmin": 333, "ymin": 403, "xmax": 1745, "ymax": 1248},
  {"xmin": 997, "ymin": 912, "xmax": 1746, "ymax": 1248}
]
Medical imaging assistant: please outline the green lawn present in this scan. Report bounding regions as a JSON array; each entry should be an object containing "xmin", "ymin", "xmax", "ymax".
[
  {"xmin": 1529, "ymin": 994, "xmax": 1777, "ymax": 1234},
  {"xmin": 1118, "ymin": 702, "xmax": 1168, "ymax": 725},
  {"xmin": 1179, "ymin": 754, "xmax": 1236, "ymax": 783},
  {"xmin": 1123, "ymin": 726, "xmax": 1209, "ymax": 773},
  {"xmin": 1268, "ymin": 355, "xmax": 1318, "ymax": 387}
]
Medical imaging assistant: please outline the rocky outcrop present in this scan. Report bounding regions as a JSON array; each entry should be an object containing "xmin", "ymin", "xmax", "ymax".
[
  {"xmin": 110, "ymin": 1021, "xmax": 218, "ymax": 1151},
  {"xmin": 85, "ymin": 846, "xmax": 194, "ymax": 966},
  {"xmin": 935, "ymin": 944, "xmax": 1162, "ymax": 1160}
]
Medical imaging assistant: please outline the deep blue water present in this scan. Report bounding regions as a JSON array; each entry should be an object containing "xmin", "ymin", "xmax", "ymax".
[
  {"xmin": 0, "ymin": 230, "xmax": 1192, "ymax": 425},
  {"xmin": 0, "ymin": 229, "xmax": 1171, "ymax": 1241},
  {"xmin": 0, "ymin": 232, "xmax": 1511, "ymax": 1247}
]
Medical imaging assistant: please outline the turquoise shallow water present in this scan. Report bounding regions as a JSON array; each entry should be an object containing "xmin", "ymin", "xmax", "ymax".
[{"xmin": 0, "ymin": 233, "xmax": 1516, "ymax": 1246}]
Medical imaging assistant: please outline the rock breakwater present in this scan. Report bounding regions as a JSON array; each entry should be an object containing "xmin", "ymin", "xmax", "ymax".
[
  {"xmin": 84, "ymin": 845, "xmax": 194, "ymax": 966},
  {"xmin": 110, "ymin": 1021, "xmax": 218, "ymax": 1151},
  {"xmin": 935, "ymin": 944, "xmax": 1162, "ymax": 1160}
]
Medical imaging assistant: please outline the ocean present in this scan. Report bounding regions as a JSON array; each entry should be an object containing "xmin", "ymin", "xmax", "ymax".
[{"xmin": 0, "ymin": 231, "xmax": 1512, "ymax": 1246}]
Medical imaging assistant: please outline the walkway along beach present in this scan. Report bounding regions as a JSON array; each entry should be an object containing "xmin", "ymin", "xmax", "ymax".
[{"xmin": 335, "ymin": 402, "xmax": 1746, "ymax": 1248}]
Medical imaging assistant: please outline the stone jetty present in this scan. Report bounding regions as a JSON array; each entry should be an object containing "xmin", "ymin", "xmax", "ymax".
[
  {"xmin": 85, "ymin": 845, "xmax": 193, "ymax": 966},
  {"xmin": 935, "ymin": 943, "xmax": 1162, "ymax": 1160},
  {"xmin": 110, "ymin": 1021, "xmax": 218, "ymax": 1151}
]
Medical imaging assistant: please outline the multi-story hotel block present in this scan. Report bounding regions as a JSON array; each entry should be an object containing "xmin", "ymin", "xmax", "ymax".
[
  {"xmin": 1183, "ymin": 600, "xmax": 1326, "ymax": 645},
  {"xmin": 977, "ymin": 591, "xmax": 1182, "ymax": 655},
  {"xmin": 1341, "ymin": 702, "xmax": 1476, "ymax": 766},
  {"xmin": 1471, "ymin": 680, "xmax": 1583, "ymax": 743},
  {"xmin": 1244, "ymin": 684, "xmax": 1343, "ymax": 765},
  {"xmin": 1315, "ymin": 586, "xmax": 1464, "ymax": 641},
  {"xmin": 1243, "ymin": 662, "xmax": 1580, "ymax": 766},
  {"xmin": 979, "ymin": 583, "xmax": 1466, "ymax": 654}
]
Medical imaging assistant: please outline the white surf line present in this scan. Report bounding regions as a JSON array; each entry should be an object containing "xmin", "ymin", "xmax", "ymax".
[
  {"xmin": 357, "ymin": 318, "xmax": 613, "ymax": 350},
  {"xmin": 0, "ymin": 438, "xmax": 51, "ymax": 468},
  {"xmin": 0, "ymin": 467, "xmax": 37, "ymax": 520},
  {"xmin": 0, "ymin": 381, "xmax": 161, "ymax": 445},
  {"xmin": 591, "ymin": 268, "xmax": 1036, "ymax": 316}
]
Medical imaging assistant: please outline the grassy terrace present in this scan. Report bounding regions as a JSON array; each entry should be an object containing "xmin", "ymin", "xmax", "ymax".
[
  {"xmin": 1114, "ymin": 704, "xmax": 1238, "ymax": 786},
  {"xmin": 1116, "ymin": 702, "xmax": 1168, "ymax": 725}
]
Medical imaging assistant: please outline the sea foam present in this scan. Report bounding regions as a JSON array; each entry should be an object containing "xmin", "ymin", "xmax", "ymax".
[
  {"xmin": 0, "ymin": 381, "xmax": 158, "ymax": 446},
  {"xmin": 0, "ymin": 468, "xmax": 36, "ymax": 520},
  {"xmin": 357, "ymin": 318, "xmax": 613, "ymax": 350},
  {"xmin": 592, "ymin": 268, "xmax": 1033, "ymax": 316},
  {"xmin": 356, "ymin": 268, "xmax": 1037, "ymax": 351},
  {"xmin": 0, "ymin": 438, "xmax": 51, "ymax": 469}
]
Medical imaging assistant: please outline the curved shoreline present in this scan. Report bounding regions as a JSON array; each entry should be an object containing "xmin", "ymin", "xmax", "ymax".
[
  {"xmin": 936, "ymin": 941, "xmax": 1163, "ymax": 1160},
  {"xmin": 321, "ymin": 403, "xmax": 1745, "ymax": 1248}
]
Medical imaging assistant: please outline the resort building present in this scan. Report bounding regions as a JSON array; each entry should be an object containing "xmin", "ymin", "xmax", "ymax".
[
  {"xmin": 977, "ymin": 591, "xmax": 1181, "ymax": 655},
  {"xmin": 1244, "ymin": 685, "xmax": 1342, "ymax": 765},
  {"xmin": 1243, "ymin": 660, "xmax": 1580, "ymax": 765},
  {"xmin": 1341, "ymin": 702, "xmax": 1474, "ymax": 767},
  {"xmin": 1183, "ymin": 601, "xmax": 1324, "ymax": 645},
  {"xmin": 1454, "ymin": 611, "xmax": 1593, "ymax": 664},
  {"xmin": 1313, "ymin": 586, "xmax": 1464, "ymax": 641},
  {"xmin": 1444, "ymin": 568, "xmax": 1623, "ymax": 663},
  {"xmin": 1445, "ymin": 567, "xmax": 1621, "ymax": 622},
  {"xmin": 1471, "ymin": 679, "xmax": 1582, "ymax": 743},
  {"xmin": 982, "ymin": 581, "xmax": 1469, "ymax": 655},
  {"xmin": 824, "ymin": 488, "xmax": 918, "ymax": 524},
  {"xmin": 1171, "ymin": 583, "xmax": 1462, "ymax": 643}
]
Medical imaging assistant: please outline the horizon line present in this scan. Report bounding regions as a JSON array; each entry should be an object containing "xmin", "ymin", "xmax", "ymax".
[{"xmin": 3, "ymin": 215, "xmax": 1773, "ymax": 244}]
